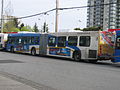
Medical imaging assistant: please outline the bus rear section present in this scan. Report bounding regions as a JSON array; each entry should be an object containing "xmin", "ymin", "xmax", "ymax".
[{"xmin": 40, "ymin": 32, "xmax": 100, "ymax": 62}]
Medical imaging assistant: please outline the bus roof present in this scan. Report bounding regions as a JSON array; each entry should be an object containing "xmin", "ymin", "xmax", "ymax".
[
  {"xmin": 8, "ymin": 33, "xmax": 41, "ymax": 37},
  {"xmin": 49, "ymin": 31, "xmax": 99, "ymax": 36}
]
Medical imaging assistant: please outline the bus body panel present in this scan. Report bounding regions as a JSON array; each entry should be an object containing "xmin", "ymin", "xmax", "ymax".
[
  {"xmin": 113, "ymin": 50, "xmax": 120, "ymax": 62},
  {"xmin": 78, "ymin": 32, "xmax": 99, "ymax": 60},
  {"xmin": 112, "ymin": 31, "xmax": 120, "ymax": 62},
  {"xmin": 98, "ymin": 31, "xmax": 115, "ymax": 60}
]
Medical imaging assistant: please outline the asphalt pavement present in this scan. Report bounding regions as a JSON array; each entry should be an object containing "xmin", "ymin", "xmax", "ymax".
[
  {"xmin": 0, "ymin": 51, "xmax": 120, "ymax": 90},
  {"xmin": 0, "ymin": 74, "xmax": 36, "ymax": 90}
]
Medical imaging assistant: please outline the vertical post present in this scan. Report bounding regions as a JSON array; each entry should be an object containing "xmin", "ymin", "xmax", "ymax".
[
  {"xmin": 55, "ymin": 0, "xmax": 59, "ymax": 32},
  {"xmin": 1, "ymin": 0, "xmax": 4, "ymax": 33}
]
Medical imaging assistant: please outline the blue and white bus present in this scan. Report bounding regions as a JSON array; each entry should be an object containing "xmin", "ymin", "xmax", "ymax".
[
  {"xmin": 112, "ymin": 30, "xmax": 120, "ymax": 62},
  {"xmin": 6, "ymin": 33, "xmax": 41, "ymax": 55}
]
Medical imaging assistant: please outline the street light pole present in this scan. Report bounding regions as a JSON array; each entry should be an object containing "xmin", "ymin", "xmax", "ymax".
[
  {"xmin": 1, "ymin": 0, "xmax": 4, "ymax": 33},
  {"xmin": 55, "ymin": 0, "xmax": 59, "ymax": 32}
]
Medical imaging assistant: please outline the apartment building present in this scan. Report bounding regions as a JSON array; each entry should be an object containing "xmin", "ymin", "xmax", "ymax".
[{"xmin": 87, "ymin": 0, "xmax": 120, "ymax": 30}]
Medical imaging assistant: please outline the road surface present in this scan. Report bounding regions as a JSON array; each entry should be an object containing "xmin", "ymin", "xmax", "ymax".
[{"xmin": 0, "ymin": 51, "xmax": 120, "ymax": 90}]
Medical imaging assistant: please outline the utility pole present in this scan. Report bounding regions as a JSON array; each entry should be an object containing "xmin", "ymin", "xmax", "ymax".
[
  {"xmin": 1, "ymin": 0, "xmax": 4, "ymax": 33},
  {"xmin": 55, "ymin": 0, "xmax": 59, "ymax": 32}
]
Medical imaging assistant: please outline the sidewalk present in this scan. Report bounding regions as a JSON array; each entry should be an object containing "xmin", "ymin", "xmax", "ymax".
[{"xmin": 0, "ymin": 75, "xmax": 37, "ymax": 90}]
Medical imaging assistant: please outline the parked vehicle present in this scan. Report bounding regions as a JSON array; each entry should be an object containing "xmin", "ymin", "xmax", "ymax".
[
  {"xmin": 108, "ymin": 29, "xmax": 120, "ymax": 63},
  {"xmin": 5, "ymin": 31, "xmax": 120, "ymax": 63}
]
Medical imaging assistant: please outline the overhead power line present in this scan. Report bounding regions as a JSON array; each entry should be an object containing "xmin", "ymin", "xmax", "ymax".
[
  {"xmin": 1, "ymin": 2, "xmax": 118, "ymax": 20},
  {"xmin": 17, "ymin": 8, "xmax": 56, "ymax": 19},
  {"xmin": 0, "ymin": 8, "xmax": 56, "ymax": 20},
  {"xmin": 58, "ymin": 3, "xmax": 117, "ymax": 10}
]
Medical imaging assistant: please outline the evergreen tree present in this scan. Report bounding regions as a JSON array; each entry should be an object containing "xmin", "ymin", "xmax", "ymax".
[
  {"xmin": 13, "ymin": 18, "xmax": 20, "ymax": 28},
  {"xmin": 82, "ymin": 26, "xmax": 103, "ymax": 31},
  {"xmin": 42, "ymin": 22, "xmax": 48, "ymax": 33},
  {"xmin": 74, "ymin": 28, "xmax": 81, "ymax": 30},
  {"xmin": 33, "ymin": 23, "xmax": 39, "ymax": 32}
]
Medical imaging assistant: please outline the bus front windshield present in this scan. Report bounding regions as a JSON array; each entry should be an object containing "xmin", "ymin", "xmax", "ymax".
[{"xmin": 116, "ymin": 36, "xmax": 120, "ymax": 49}]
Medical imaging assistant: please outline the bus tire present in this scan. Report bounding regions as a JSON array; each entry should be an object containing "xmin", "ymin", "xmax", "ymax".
[
  {"xmin": 10, "ymin": 46, "xmax": 14, "ymax": 53},
  {"xmin": 31, "ymin": 48, "xmax": 36, "ymax": 56},
  {"xmin": 73, "ymin": 51, "xmax": 81, "ymax": 61}
]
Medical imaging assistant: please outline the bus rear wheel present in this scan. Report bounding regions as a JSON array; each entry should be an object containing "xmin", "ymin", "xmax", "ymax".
[
  {"xmin": 31, "ymin": 48, "xmax": 36, "ymax": 56},
  {"xmin": 73, "ymin": 51, "xmax": 81, "ymax": 61}
]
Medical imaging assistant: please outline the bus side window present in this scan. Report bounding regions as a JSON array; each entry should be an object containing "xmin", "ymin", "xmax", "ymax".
[
  {"xmin": 68, "ymin": 36, "xmax": 78, "ymax": 46},
  {"xmin": 10, "ymin": 37, "xmax": 15, "ymax": 44},
  {"xmin": 7, "ymin": 37, "xmax": 11, "ymax": 44},
  {"xmin": 18, "ymin": 38, "xmax": 22, "ymax": 44},
  {"xmin": 57, "ymin": 36, "xmax": 66, "ymax": 47},
  {"xmin": 22, "ymin": 37, "xmax": 28, "ymax": 44},
  {"xmin": 16, "ymin": 37, "xmax": 20, "ymax": 44},
  {"xmin": 79, "ymin": 36, "xmax": 91, "ymax": 47},
  {"xmin": 31, "ymin": 37, "xmax": 35, "ymax": 44},
  {"xmin": 48, "ymin": 37, "xmax": 56, "ymax": 46},
  {"xmin": 116, "ymin": 37, "xmax": 120, "ymax": 49},
  {"xmin": 34, "ymin": 36, "xmax": 39, "ymax": 44},
  {"xmin": 27, "ymin": 37, "xmax": 31, "ymax": 44}
]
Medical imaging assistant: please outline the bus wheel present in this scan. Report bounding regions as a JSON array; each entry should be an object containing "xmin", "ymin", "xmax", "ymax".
[
  {"xmin": 31, "ymin": 48, "xmax": 36, "ymax": 56},
  {"xmin": 10, "ymin": 47, "xmax": 14, "ymax": 53},
  {"xmin": 73, "ymin": 51, "xmax": 81, "ymax": 61}
]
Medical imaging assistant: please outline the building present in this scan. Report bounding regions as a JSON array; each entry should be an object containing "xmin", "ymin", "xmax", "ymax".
[{"xmin": 87, "ymin": 0, "xmax": 120, "ymax": 30}]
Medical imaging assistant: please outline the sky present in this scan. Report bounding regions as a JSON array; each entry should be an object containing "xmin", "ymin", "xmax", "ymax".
[{"xmin": 2, "ymin": 0, "xmax": 87, "ymax": 32}]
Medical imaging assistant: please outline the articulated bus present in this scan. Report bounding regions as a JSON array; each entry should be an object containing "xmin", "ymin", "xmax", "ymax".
[{"xmin": 5, "ymin": 31, "xmax": 120, "ymax": 63}]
